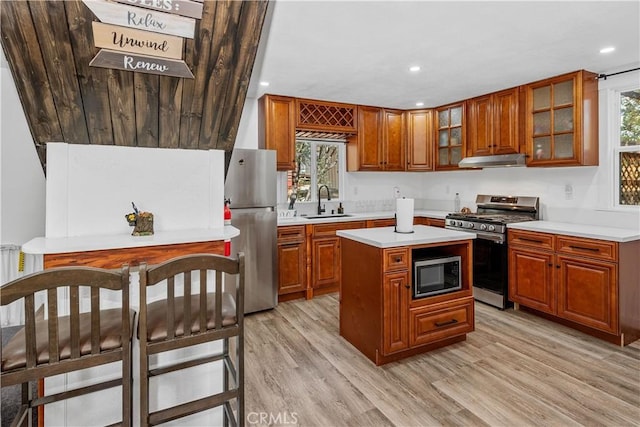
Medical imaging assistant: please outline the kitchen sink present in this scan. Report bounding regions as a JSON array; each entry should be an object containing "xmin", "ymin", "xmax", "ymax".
[{"xmin": 301, "ymin": 214, "xmax": 353, "ymax": 219}]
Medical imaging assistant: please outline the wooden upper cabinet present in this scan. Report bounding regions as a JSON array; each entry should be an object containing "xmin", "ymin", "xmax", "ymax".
[
  {"xmin": 467, "ymin": 87, "xmax": 520, "ymax": 157},
  {"xmin": 349, "ymin": 106, "xmax": 405, "ymax": 171},
  {"xmin": 295, "ymin": 98, "xmax": 357, "ymax": 133},
  {"xmin": 524, "ymin": 70, "xmax": 598, "ymax": 167},
  {"xmin": 406, "ymin": 110, "xmax": 434, "ymax": 171},
  {"xmin": 259, "ymin": 94, "xmax": 296, "ymax": 171},
  {"xmin": 356, "ymin": 106, "xmax": 383, "ymax": 170},
  {"xmin": 435, "ymin": 103, "xmax": 465, "ymax": 170},
  {"xmin": 383, "ymin": 109, "xmax": 406, "ymax": 171}
]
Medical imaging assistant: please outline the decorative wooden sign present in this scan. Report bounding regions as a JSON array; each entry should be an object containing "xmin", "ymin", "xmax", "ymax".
[
  {"xmin": 92, "ymin": 22, "xmax": 183, "ymax": 59},
  {"xmin": 82, "ymin": 0, "xmax": 196, "ymax": 38},
  {"xmin": 110, "ymin": 0, "xmax": 203, "ymax": 19},
  {"xmin": 89, "ymin": 49, "xmax": 194, "ymax": 78}
]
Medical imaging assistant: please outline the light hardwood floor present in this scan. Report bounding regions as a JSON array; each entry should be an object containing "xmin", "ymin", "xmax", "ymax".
[{"xmin": 245, "ymin": 294, "xmax": 640, "ymax": 427}]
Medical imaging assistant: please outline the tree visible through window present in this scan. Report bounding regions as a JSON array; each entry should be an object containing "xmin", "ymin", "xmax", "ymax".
[
  {"xmin": 288, "ymin": 140, "xmax": 342, "ymax": 203},
  {"xmin": 619, "ymin": 90, "xmax": 640, "ymax": 206}
]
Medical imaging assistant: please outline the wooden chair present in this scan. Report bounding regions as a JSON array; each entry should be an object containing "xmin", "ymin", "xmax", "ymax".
[
  {"xmin": 0, "ymin": 265, "xmax": 134, "ymax": 427},
  {"xmin": 138, "ymin": 253, "xmax": 245, "ymax": 426}
]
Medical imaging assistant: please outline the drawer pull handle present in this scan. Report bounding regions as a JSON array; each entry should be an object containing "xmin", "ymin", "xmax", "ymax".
[
  {"xmin": 520, "ymin": 237, "xmax": 543, "ymax": 243},
  {"xmin": 394, "ymin": 257, "xmax": 402, "ymax": 262},
  {"xmin": 568, "ymin": 245, "xmax": 599, "ymax": 252},
  {"xmin": 435, "ymin": 319, "xmax": 458, "ymax": 327}
]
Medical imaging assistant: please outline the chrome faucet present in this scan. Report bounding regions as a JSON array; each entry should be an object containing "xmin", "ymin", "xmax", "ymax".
[{"xmin": 317, "ymin": 184, "xmax": 331, "ymax": 215}]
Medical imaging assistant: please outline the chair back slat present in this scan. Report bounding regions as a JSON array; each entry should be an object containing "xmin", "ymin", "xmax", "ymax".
[
  {"xmin": 183, "ymin": 271, "xmax": 192, "ymax": 337},
  {"xmin": 199, "ymin": 270, "xmax": 207, "ymax": 333},
  {"xmin": 237, "ymin": 254, "xmax": 245, "ymax": 324},
  {"xmin": 166, "ymin": 276, "xmax": 175, "ymax": 339},
  {"xmin": 70, "ymin": 286, "xmax": 81, "ymax": 359},
  {"xmin": 25, "ymin": 294, "xmax": 37, "ymax": 368},
  {"xmin": 91, "ymin": 287, "xmax": 101, "ymax": 354},
  {"xmin": 215, "ymin": 270, "xmax": 223, "ymax": 329},
  {"xmin": 47, "ymin": 289, "xmax": 60, "ymax": 363}
]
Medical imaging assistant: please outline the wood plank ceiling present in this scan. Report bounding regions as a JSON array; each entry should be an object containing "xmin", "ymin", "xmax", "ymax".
[{"xmin": 1, "ymin": 0, "xmax": 269, "ymax": 174}]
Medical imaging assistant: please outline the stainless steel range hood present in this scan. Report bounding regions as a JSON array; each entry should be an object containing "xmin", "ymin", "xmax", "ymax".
[{"xmin": 458, "ymin": 153, "xmax": 526, "ymax": 168}]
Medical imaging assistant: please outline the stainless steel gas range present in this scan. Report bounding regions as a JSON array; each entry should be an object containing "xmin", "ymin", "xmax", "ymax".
[{"xmin": 445, "ymin": 195, "xmax": 539, "ymax": 309}]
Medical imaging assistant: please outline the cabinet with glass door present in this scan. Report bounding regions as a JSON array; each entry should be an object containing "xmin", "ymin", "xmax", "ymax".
[
  {"xmin": 435, "ymin": 103, "xmax": 465, "ymax": 170},
  {"xmin": 525, "ymin": 70, "xmax": 598, "ymax": 166}
]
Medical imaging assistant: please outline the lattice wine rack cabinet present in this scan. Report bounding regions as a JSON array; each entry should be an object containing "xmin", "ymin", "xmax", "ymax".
[{"xmin": 296, "ymin": 99, "xmax": 357, "ymax": 133}]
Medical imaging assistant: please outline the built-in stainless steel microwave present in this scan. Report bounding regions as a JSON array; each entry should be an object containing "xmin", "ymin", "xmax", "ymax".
[{"xmin": 413, "ymin": 255, "xmax": 461, "ymax": 299}]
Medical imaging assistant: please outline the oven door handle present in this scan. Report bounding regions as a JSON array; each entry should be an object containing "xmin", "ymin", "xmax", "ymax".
[
  {"xmin": 445, "ymin": 226, "xmax": 505, "ymax": 244},
  {"xmin": 473, "ymin": 230, "xmax": 505, "ymax": 244}
]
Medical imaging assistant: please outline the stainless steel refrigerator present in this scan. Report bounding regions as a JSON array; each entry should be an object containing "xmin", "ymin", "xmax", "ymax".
[{"xmin": 224, "ymin": 149, "xmax": 278, "ymax": 314}]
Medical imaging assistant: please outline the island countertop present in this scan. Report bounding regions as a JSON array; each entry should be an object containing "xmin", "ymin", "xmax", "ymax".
[{"xmin": 336, "ymin": 225, "xmax": 476, "ymax": 248}]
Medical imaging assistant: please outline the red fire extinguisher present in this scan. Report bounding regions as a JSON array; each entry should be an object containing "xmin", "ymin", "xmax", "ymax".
[{"xmin": 224, "ymin": 199, "xmax": 231, "ymax": 256}]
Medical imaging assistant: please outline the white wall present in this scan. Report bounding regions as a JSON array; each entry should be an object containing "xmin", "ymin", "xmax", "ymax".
[
  {"xmin": 0, "ymin": 50, "xmax": 46, "ymax": 246},
  {"xmin": 234, "ymin": 96, "xmax": 260, "ymax": 149},
  {"xmin": 46, "ymin": 143, "xmax": 224, "ymax": 237}
]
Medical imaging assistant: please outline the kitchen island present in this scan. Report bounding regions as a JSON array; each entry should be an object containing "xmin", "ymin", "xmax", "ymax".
[{"xmin": 337, "ymin": 225, "xmax": 476, "ymax": 365}]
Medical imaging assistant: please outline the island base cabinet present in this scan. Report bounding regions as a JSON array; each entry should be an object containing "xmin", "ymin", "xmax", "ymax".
[
  {"xmin": 410, "ymin": 297, "xmax": 474, "ymax": 347},
  {"xmin": 339, "ymin": 236, "xmax": 474, "ymax": 365},
  {"xmin": 557, "ymin": 255, "xmax": 618, "ymax": 334}
]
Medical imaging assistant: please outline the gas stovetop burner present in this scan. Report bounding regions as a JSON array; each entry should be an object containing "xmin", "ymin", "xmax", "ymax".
[{"xmin": 446, "ymin": 213, "xmax": 537, "ymax": 224}]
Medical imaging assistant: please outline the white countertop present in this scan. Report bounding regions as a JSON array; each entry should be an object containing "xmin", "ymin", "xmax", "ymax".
[
  {"xmin": 277, "ymin": 210, "xmax": 450, "ymax": 226},
  {"xmin": 337, "ymin": 225, "xmax": 476, "ymax": 248},
  {"xmin": 22, "ymin": 226, "xmax": 240, "ymax": 255},
  {"xmin": 507, "ymin": 221, "xmax": 640, "ymax": 243}
]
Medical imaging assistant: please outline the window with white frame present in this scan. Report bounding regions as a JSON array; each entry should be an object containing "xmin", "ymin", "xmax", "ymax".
[
  {"xmin": 287, "ymin": 139, "xmax": 344, "ymax": 203},
  {"xmin": 616, "ymin": 89, "xmax": 640, "ymax": 206}
]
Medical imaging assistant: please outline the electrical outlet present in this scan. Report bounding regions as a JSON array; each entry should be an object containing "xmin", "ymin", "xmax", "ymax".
[
  {"xmin": 353, "ymin": 186, "xmax": 358, "ymax": 195},
  {"xmin": 393, "ymin": 186, "xmax": 401, "ymax": 198},
  {"xmin": 565, "ymin": 184, "xmax": 573, "ymax": 200}
]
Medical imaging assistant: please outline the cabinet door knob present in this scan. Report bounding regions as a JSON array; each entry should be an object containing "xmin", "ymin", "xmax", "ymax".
[
  {"xmin": 405, "ymin": 284, "xmax": 411, "ymax": 289},
  {"xmin": 395, "ymin": 257, "xmax": 402, "ymax": 262}
]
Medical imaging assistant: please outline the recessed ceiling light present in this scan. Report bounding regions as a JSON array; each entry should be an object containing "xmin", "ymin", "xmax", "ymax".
[
  {"xmin": 600, "ymin": 46, "xmax": 615, "ymax": 54},
  {"xmin": 409, "ymin": 66, "xmax": 421, "ymax": 72},
  {"xmin": 415, "ymin": 102, "xmax": 424, "ymax": 107},
  {"xmin": 259, "ymin": 81, "xmax": 270, "ymax": 86}
]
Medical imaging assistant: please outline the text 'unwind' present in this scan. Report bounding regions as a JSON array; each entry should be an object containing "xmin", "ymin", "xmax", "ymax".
[{"xmin": 111, "ymin": 31, "xmax": 169, "ymax": 52}]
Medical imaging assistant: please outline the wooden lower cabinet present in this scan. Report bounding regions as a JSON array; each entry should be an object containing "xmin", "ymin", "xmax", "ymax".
[
  {"xmin": 509, "ymin": 229, "xmax": 639, "ymax": 345},
  {"xmin": 307, "ymin": 221, "xmax": 366, "ymax": 297},
  {"xmin": 557, "ymin": 254, "xmax": 617, "ymax": 334},
  {"xmin": 509, "ymin": 247, "xmax": 555, "ymax": 314},
  {"xmin": 277, "ymin": 225, "xmax": 306, "ymax": 298},
  {"xmin": 312, "ymin": 237, "xmax": 340, "ymax": 289}
]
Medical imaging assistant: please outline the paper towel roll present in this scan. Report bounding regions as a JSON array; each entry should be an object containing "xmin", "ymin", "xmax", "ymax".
[{"xmin": 396, "ymin": 197, "xmax": 414, "ymax": 233}]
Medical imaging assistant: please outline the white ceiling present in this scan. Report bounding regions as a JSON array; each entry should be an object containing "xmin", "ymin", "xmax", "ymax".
[{"xmin": 248, "ymin": 0, "xmax": 640, "ymax": 109}]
